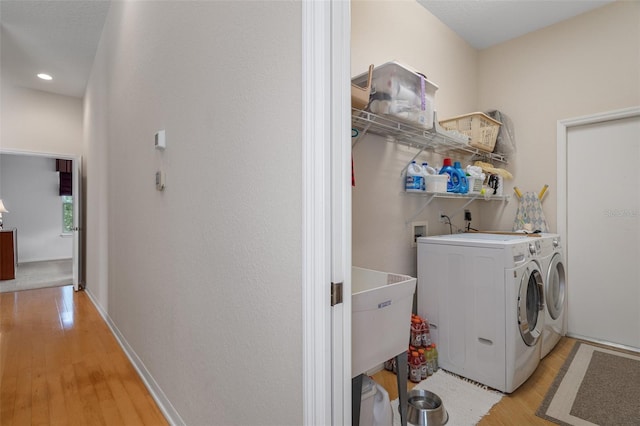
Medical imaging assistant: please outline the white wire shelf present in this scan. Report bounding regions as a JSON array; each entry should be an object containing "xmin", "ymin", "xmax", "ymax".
[
  {"xmin": 351, "ymin": 108, "xmax": 508, "ymax": 164},
  {"xmin": 402, "ymin": 191, "xmax": 510, "ymax": 225}
]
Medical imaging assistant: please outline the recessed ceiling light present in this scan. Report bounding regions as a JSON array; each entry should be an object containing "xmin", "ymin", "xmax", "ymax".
[{"xmin": 37, "ymin": 73, "xmax": 53, "ymax": 81}]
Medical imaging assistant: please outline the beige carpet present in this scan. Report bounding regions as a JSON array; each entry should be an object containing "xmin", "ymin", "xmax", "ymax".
[
  {"xmin": 0, "ymin": 259, "xmax": 73, "ymax": 293},
  {"xmin": 537, "ymin": 342, "xmax": 640, "ymax": 425}
]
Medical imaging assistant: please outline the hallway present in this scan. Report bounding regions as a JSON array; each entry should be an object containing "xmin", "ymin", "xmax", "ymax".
[{"xmin": 0, "ymin": 285, "xmax": 167, "ymax": 425}]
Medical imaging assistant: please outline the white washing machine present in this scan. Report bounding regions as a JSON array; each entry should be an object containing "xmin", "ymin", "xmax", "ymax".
[
  {"xmin": 417, "ymin": 233, "xmax": 545, "ymax": 393},
  {"xmin": 538, "ymin": 233, "xmax": 567, "ymax": 359}
]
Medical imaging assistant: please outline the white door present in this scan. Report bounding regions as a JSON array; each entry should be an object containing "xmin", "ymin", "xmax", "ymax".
[
  {"xmin": 302, "ymin": 1, "xmax": 351, "ymax": 425},
  {"xmin": 559, "ymin": 108, "xmax": 640, "ymax": 350},
  {"xmin": 331, "ymin": 1, "xmax": 352, "ymax": 423},
  {"xmin": 72, "ymin": 155, "xmax": 82, "ymax": 291}
]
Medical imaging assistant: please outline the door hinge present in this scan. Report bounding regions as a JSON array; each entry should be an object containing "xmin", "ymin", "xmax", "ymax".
[{"xmin": 331, "ymin": 282, "xmax": 343, "ymax": 306}]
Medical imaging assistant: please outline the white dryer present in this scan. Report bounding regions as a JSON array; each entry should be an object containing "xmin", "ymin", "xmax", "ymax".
[
  {"xmin": 538, "ymin": 233, "xmax": 567, "ymax": 359},
  {"xmin": 417, "ymin": 233, "xmax": 544, "ymax": 393}
]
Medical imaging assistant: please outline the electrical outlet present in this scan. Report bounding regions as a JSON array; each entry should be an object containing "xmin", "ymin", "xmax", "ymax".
[
  {"xmin": 439, "ymin": 211, "xmax": 446, "ymax": 223},
  {"xmin": 464, "ymin": 209, "xmax": 472, "ymax": 221}
]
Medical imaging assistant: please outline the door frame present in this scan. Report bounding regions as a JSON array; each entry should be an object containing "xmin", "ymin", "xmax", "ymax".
[
  {"xmin": 0, "ymin": 148, "xmax": 83, "ymax": 290},
  {"xmin": 71, "ymin": 154, "xmax": 82, "ymax": 291},
  {"xmin": 302, "ymin": 0, "xmax": 352, "ymax": 424},
  {"xmin": 556, "ymin": 106, "xmax": 640, "ymax": 345},
  {"xmin": 557, "ymin": 106, "xmax": 640, "ymax": 259}
]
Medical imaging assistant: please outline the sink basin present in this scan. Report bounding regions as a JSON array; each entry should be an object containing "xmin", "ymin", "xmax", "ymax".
[{"xmin": 352, "ymin": 266, "xmax": 416, "ymax": 377}]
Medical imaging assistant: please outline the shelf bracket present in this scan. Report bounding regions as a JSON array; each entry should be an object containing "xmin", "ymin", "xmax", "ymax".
[
  {"xmin": 405, "ymin": 194, "xmax": 436, "ymax": 225},
  {"xmin": 351, "ymin": 121, "xmax": 371, "ymax": 149},
  {"xmin": 404, "ymin": 192, "xmax": 510, "ymax": 226},
  {"xmin": 448, "ymin": 196, "xmax": 479, "ymax": 220},
  {"xmin": 447, "ymin": 193, "xmax": 511, "ymax": 220},
  {"xmin": 400, "ymin": 148, "xmax": 428, "ymax": 177}
]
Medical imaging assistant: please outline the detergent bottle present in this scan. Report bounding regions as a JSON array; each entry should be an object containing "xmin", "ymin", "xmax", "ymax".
[
  {"xmin": 405, "ymin": 161, "xmax": 425, "ymax": 192},
  {"xmin": 439, "ymin": 158, "xmax": 460, "ymax": 193},
  {"xmin": 422, "ymin": 163, "xmax": 437, "ymax": 193},
  {"xmin": 421, "ymin": 162, "xmax": 437, "ymax": 177},
  {"xmin": 454, "ymin": 161, "xmax": 469, "ymax": 194}
]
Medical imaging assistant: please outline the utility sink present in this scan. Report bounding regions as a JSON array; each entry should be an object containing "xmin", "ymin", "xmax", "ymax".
[{"xmin": 352, "ymin": 267, "xmax": 416, "ymax": 377}]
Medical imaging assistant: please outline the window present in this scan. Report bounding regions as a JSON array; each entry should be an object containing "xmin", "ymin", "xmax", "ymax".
[{"xmin": 62, "ymin": 196, "xmax": 73, "ymax": 234}]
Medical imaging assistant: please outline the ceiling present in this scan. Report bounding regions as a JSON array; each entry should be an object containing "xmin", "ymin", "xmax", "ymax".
[
  {"xmin": 0, "ymin": 0, "xmax": 615, "ymax": 98},
  {"xmin": 0, "ymin": 0, "xmax": 111, "ymax": 98},
  {"xmin": 417, "ymin": 0, "xmax": 615, "ymax": 50}
]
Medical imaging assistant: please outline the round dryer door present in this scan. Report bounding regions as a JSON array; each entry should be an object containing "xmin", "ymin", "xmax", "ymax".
[
  {"xmin": 546, "ymin": 254, "xmax": 566, "ymax": 320},
  {"xmin": 518, "ymin": 264, "xmax": 544, "ymax": 346}
]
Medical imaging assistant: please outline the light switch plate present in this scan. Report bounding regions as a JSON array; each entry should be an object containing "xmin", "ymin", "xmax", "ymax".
[{"xmin": 155, "ymin": 130, "xmax": 166, "ymax": 150}]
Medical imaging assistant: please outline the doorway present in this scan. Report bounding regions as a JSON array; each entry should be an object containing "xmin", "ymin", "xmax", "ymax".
[
  {"xmin": 0, "ymin": 151, "xmax": 82, "ymax": 292},
  {"xmin": 558, "ymin": 107, "xmax": 640, "ymax": 350}
]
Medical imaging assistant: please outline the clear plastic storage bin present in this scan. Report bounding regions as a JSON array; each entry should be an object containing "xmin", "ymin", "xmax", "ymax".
[{"xmin": 352, "ymin": 61, "xmax": 438, "ymax": 130}]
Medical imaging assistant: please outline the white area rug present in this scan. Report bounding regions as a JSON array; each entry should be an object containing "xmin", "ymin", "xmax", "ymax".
[{"xmin": 391, "ymin": 370, "xmax": 503, "ymax": 426}]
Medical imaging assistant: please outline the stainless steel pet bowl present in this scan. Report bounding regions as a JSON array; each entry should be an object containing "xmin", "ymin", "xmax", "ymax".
[{"xmin": 404, "ymin": 389, "xmax": 448, "ymax": 425}]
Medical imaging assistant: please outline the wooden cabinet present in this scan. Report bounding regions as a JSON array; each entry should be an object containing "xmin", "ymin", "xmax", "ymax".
[{"xmin": 0, "ymin": 229, "xmax": 16, "ymax": 280}]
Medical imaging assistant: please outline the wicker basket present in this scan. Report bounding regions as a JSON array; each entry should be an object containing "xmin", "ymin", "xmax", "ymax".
[{"xmin": 439, "ymin": 112, "xmax": 502, "ymax": 152}]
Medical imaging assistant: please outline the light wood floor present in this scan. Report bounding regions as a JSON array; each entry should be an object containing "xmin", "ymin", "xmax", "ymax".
[
  {"xmin": 0, "ymin": 285, "xmax": 168, "ymax": 426},
  {"xmin": 372, "ymin": 336, "xmax": 577, "ymax": 425},
  {"xmin": 0, "ymin": 284, "xmax": 587, "ymax": 426}
]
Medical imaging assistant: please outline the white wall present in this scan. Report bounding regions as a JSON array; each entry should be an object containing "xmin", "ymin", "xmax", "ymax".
[
  {"xmin": 0, "ymin": 84, "xmax": 83, "ymax": 157},
  {"xmin": 84, "ymin": 2, "xmax": 302, "ymax": 425},
  {"xmin": 351, "ymin": 0, "xmax": 479, "ymax": 119},
  {"xmin": 0, "ymin": 78, "xmax": 82, "ymax": 266},
  {"xmin": 351, "ymin": 0, "xmax": 483, "ymax": 277},
  {"xmin": 83, "ymin": 18, "xmax": 110, "ymax": 312},
  {"xmin": 477, "ymin": 0, "xmax": 640, "ymax": 232},
  {"xmin": 0, "ymin": 153, "xmax": 73, "ymax": 262}
]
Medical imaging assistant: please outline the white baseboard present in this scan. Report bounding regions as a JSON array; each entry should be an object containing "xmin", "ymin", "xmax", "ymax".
[
  {"xmin": 19, "ymin": 257, "xmax": 72, "ymax": 264},
  {"xmin": 566, "ymin": 332, "xmax": 640, "ymax": 354},
  {"xmin": 84, "ymin": 288, "xmax": 185, "ymax": 426}
]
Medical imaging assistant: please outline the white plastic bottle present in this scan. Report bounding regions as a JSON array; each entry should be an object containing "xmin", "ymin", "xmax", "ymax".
[
  {"xmin": 421, "ymin": 162, "xmax": 436, "ymax": 177},
  {"xmin": 421, "ymin": 162, "xmax": 436, "ymax": 193},
  {"xmin": 405, "ymin": 161, "xmax": 424, "ymax": 192}
]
